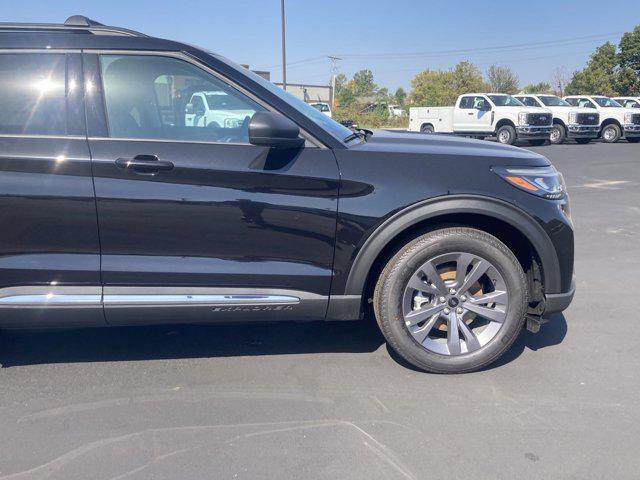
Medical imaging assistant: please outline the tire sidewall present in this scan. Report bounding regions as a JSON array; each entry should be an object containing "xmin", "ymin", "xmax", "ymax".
[
  {"xmin": 550, "ymin": 124, "xmax": 566, "ymax": 144},
  {"xmin": 602, "ymin": 124, "xmax": 621, "ymax": 143},
  {"xmin": 421, "ymin": 124, "xmax": 434, "ymax": 134},
  {"xmin": 496, "ymin": 125, "xmax": 515, "ymax": 145},
  {"xmin": 378, "ymin": 230, "xmax": 527, "ymax": 373}
]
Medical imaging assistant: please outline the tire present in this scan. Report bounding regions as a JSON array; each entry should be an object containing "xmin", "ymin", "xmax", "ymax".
[
  {"xmin": 496, "ymin": 125, "xmax": 516, "ymax": 145},
  {"xmin": 528, "ymin": 139, "xmax": 547, "ymax": 146},
  {"xmin": 626, "ymin": 137, "xmax": 640, "ymax": 143},
  {"xmin": 420, "ymin": 124, "xmax": 434, "ymax": 134},
  {"xmin": 601, "ymin": 124, "xmax": 621, "ymax": 143},
  {"xmin": 575, "ymin": 138, "xmax": 591, "ymax": 144},
  {"xmin": 373, "ymin": 227, "xmax": 528, "ymax": 374},
  {"xmin": 549, "ymin": 124, "xmax": 566, "ymax": 144}
]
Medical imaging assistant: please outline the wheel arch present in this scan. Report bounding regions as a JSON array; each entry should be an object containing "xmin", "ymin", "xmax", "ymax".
[
  {"xmin": 344, "ymin": 196, "xmax": 561, "ymax": 303},
  {"xmin": 553, "ymin": 117, "xmax": 566, "ymax": 127},
  {"xmin": 495, "ymin": 118, "xmax": 516, "ymax": 131},
  {"xmin": 601, "ymin": 117, "xmax": 621, "ymax": 128}
]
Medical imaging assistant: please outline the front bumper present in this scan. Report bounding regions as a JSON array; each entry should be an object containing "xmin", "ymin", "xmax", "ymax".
[
  {"xmin": 623, "ymin": 124, "xmax": 640, "ymax": 137},
  {"xmin": 544, "ymin": 276, "xmax": 576, "ymax": 315},
  {"xmin": 516, "ymin": 125, "xmax": 552, "ymax": 140},
  {"xmin": 567, "ymin": 124, "xmax": 600, "ymax": 138}
]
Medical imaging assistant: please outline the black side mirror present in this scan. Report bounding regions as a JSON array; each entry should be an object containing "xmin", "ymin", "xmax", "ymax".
[{"xmin": 249, "ymin": 112, "xmax": 305, "ymax": 149}]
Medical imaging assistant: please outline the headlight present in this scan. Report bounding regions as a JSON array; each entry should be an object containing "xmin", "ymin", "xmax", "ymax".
[
  {"xmin": 493, "ymin": 165, "xmax": 566, "ymax": 200},
  {"xmin": 568, "ymin": 111, "xmax": 577, "ymax": 124},
  {"xmin": 518, "ymin": 112, "xmax": 528, "ymax": 125},
  {"xmin": 624, "ymin": 112, "xmax": 634, "ymax": 124}
]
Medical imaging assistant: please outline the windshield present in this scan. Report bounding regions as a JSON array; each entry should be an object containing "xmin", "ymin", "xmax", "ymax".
[
  {"xmin": 593, "ymin": 97, "xmax": 622, "ymax": 108},
  {"xmin": 311, "ymin": 103, "xmax": 330, "ymax": 112},
  {"xmin": 488, "ymin": 95, "xmax": 524, "ymax": 107},
  {"xmin": 212, "ymin": 54, "xmax": 353, "ymax": 142},
  {"xmin": 539, "ymin": 95, "xmax": 571, "ymax": 107}
]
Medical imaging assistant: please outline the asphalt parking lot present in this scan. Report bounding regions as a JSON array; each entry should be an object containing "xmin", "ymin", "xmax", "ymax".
[{"xmin": 0, "ymin": 141, "xmax": 638, "ymax": 480}]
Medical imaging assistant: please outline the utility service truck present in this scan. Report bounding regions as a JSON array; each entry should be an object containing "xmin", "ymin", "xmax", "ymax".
[{"xmin": 408, "ymin": 93, "xmax": 553, "ymax": 145}]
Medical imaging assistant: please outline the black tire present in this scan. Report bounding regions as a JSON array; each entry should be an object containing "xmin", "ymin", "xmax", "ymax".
[
  {"xmin": 601, "ymin": 124, "xmax": 621, "ymax": 143},
  {"xmin": 528, "ymin": 139, "xmax": 547, "ymax": 146},
  {"xmin": 575, "ymin": 138, "xmax": 591, "ymax": 144},
  {"xmin": 550, "ymin": 124, "xmax": 566, "ymax": 144},
  {"xmin": 420, "ymin": 124, "xmax": 434, "ymax": 134},
  {"xmin": 373, "ymin": 227, "xmax": 528, "ymax": 374},
  {"xmin": 626, "ymin": 137, "xmax": 640, "ymax": 143},
  {"xmin": 496, "ymin": 125, "xmax": 516, "ymax": 145}
]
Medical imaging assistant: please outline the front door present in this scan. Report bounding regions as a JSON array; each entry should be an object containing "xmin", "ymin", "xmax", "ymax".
[
  {"xmin": 84, "ymin": 53, "xmax": 339, "ymax": 325},
  {"xmin": 454, "ymin": 96, "xmax": 492, "ymax": 132}
]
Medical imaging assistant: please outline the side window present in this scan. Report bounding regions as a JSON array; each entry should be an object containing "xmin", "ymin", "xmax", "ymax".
[
  {"xmin": 100, "ymin": 55, "xmax": 265, "ymax": 143},
  {"xmin": 0, "ymin": 53, "xmax": 68, "ymax": 135},
  {"xmin": 629, "ymin": 101, "xmax": 640, "ymax": 108},
  {"xmin": 472, "ymin": 96, "xmax": 488, "ymax": 109},
  {"xmin": 579, "ymin": 98, "xmax": 596, "ymax": 109},
  {"xmin": 565, "ymin": 98, "xmax": 577, "ymax": 106},
  {"xmin": 459, "ymin": 96, "xmax": 474, "ymax": 109},
  {"xmin": 522, "ymin": 97, "xmax": 538, "ymax": 107}
]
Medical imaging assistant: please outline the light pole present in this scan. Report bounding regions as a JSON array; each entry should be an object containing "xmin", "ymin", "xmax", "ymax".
[
  {"xmin": 328, "ymin": 55, "xmax": 342, "ymax": 110},
  {"xmin": 281, "ymin": 0, "xmax": 287, "ymax": 90}
]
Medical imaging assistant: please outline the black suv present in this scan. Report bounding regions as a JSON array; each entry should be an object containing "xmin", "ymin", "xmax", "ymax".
[{"xmin": 0, "ymin": 16, "xmax": 574, "ymax": 373}]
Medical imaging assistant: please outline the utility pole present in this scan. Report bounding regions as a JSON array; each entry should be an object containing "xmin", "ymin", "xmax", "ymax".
[
  {"xmin": 328, "ymin": 55, "xmax": 342, "ymax": 110},
  {"xmin": 281, "ymin": 0, "xmax": 287, "ymax": 90}
]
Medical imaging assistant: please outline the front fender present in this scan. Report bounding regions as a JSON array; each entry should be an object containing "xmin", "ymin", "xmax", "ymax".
[{"xmin": 343, "ymin": 195, "xmax": 561, "ymax": 296}]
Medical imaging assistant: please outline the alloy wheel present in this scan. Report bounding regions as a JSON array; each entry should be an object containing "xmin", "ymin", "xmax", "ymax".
[{"xmin": 402, "ymin": 252, "xmax": 509, "ymax": 356}]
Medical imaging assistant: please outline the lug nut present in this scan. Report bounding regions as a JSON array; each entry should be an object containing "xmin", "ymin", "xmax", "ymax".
[
  {"xmin": 449, "ymin": 288, "xmax": 457, "ymax": 295},
  {"xmin": 443, "ymin": 307, "xmax": 451, "ymax": 314},
  {"xmin": 439, "ymin": 296, "xmax": 446, "ymax": 303},
  {"xmin": 460, "ymin": 295, "xmax": 467, "ymax": 302},
  {"xmin": 456, "ymin": 307, "xmax": 464, "ymax": 314}
]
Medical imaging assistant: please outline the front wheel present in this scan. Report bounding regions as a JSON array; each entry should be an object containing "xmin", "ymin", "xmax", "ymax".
[
  {"xmin": 549, "ymin": 124, "xmax": 566, "ymax": 144},
  {"xmin": 373, "ymin": 228, "xmax": 528, "ymax": 373},
  {"xmin": 496, "ymin": 125, "xmax": 516, "ymax": 145},
  {"xmin": 601, "ymin": 124, "xmax": 621, "ymax": 143},
  {"xmin": 575, "ymin": 138, "xmax": 591, "ymax": 144}
]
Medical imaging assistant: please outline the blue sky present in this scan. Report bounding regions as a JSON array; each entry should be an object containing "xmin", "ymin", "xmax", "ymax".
[{"xmin": 7, "ymin": 0, "xmax": 640, "ymax": 91}]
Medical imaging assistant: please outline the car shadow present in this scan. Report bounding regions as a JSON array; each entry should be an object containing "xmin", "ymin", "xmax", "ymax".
[
  {"xmin": 0, "ymin": 317, "xmax": 386, "ymax": 368},
  {"xmin": 0, "ymin": 314, "xmax": 566, "ymax": 371}
]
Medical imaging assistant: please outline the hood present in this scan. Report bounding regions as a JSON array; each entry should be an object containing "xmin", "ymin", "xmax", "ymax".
[{"xmin": 352, "ymin": 130, "xmax": 550, "ymax": 167}]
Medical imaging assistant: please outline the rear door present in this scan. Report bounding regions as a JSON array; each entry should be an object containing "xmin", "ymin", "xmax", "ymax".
[
  {"xmin": 83, "ymin": 52, "xmax": 340, "ymax": 325},
  {"xmin": 0, "ymin": 51, "xmax": 103, "ymax": 326}
]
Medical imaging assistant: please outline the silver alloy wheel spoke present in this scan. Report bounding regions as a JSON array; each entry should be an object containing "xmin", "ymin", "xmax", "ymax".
[
  {"xmin": 405, "ymin": 304, "xmax": 445, "ymax": 327},
  {"xmin": 458, "ymin": 259, "xmax": 490, "ymax": 295},
  {"xmin": 464, "ymin": 303, "xmax": 506, "ymax": 323},
  {"xmin": 406, "ymin": 275, "xmax": 441, "ymax": 295},
  {"xmin": 454, "ymin": 253, "xmax": 474, "ymax": 288},
  {"xmin": 412, "ymin": 313, "xmax": 441, "ymax": 344},
  {"xmin": 419, "ymin": 260, "xmax": 448, "ymax": 294},
  {"xmin": 468, "ymin": 290, "xmax": 508, "ymax": 305},
  {"xmin": 457, "ymin": 314, "xmax": 481, "ymax": 352},
  {"xmin": 447, "ymin": 312, "xmax": 461, "ymax": 355}
]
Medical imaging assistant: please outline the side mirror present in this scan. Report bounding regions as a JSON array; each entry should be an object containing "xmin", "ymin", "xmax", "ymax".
[
  {"xmin": 185, "ymin": 103, "xmax": 194, "ymax": 115},
  {"xmin": 249, "ymin": 112, "xmax": 305, "ymax": 149}
]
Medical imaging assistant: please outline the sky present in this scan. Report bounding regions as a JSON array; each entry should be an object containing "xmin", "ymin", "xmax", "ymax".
[{"xmin": 5, "ymin": 0, "xmax": 640, "ymax": 92}]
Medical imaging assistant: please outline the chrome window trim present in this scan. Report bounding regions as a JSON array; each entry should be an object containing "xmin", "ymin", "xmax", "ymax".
[{"xmin": 88, "ymin": 50, "xmax": 325, "ymax": 149}]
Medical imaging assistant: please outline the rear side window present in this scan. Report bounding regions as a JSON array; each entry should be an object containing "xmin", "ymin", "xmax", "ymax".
[{"xmin": 0, "ymin": 54, "xmax": 67, "ymax": 135}]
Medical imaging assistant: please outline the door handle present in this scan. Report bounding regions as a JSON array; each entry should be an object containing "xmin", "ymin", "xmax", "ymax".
[
  {"xmin": 115, "ymin": 155, "xmax": 174, "ymax": 173},
  {"xmin": 467, "ymin": 112, "xmax": 475, "ymax": 115}
]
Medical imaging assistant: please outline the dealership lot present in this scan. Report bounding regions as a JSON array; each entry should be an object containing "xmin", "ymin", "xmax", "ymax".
[{"xmin": 0, "ymin": 142, "xmax": 638, "ymax": 479}]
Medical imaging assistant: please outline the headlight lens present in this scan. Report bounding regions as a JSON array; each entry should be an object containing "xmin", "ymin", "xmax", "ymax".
[
  {"xmin": 493, "ymin": 165, "xmax": 566, "ymax": 199},
  {"xmin": 624, "ymin": 112, "xmax": 633, "ymax": 124},
  {"xmin": 518, "ymin": 112, "xmax": 528, "ymax": 125},
  {"xmin": 568, "ymin": 111, "xmax": 577, "ymax": 124}
]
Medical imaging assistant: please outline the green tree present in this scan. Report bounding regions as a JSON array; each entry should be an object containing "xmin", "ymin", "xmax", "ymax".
[
  {"xmin": 350, "ymin": 69, "xmax": 378, "ymax": 97},
  {"xmin": 522, "ymin": 82, "xmax": 552, "ymax": 94},
  {"xmin": 408, "ymin": 69, "xmax": 456, "ymax": 106},
  {"xmin": 619, "ymin": 25, "xmax": 640, "ymax": 73},
  {"xmin": 451, "ymin": 61, "xmax": 488, "ymax": 94},
  {"xmin": 393, "ymin": 87, "xmax": 407, "ymax": 105},
  {"xmin": 565, "ymin": 42, "xmax": 619, "ymax": 96},
  {"xmin": 486, "ymin": 65, "xmax": 519, "ymax": 93}
]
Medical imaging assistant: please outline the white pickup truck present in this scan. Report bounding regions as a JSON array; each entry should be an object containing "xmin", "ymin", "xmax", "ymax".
[
  {"xmin": 408, "ymin": 93, "xmax": 553, "ymax": 145},
  {"xmin": 514, "ymin": 94, "xmax": 600, "ymax": 144},
  {"xmin": 185, "ymin": 90, "xmax": 255, "ymax": 129},
  {"xmin": 564, "ymin": 95, "xmax": 640, "ymax": 143}
]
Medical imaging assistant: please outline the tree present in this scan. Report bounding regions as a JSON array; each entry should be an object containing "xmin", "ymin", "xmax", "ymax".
[
  {"xmin": 451, "ymin": 61, "xmax": 488, "ymax": 94},
  {"xmin": 565, "ymin": 42, "xmax": 619, "ymax": 96},
  {"xmin": 350, "ymin": 69, "xmax": 378, "ymax": 97},
  {"xmin": 522, "ymin": 82, "xmax": 552, "ymax": 94},
  {"xmin": 486, "ymin": 65, "xmax": 519, "ymax": 93},
  {"xmin": 408, "ymin": 69, "xmax": 456, "ymax": 106},
  {"xmin": 619, "ymin": 25, "xmax": 640, "ymax": 73},
  {"xmin": 551, "ymin": 67, "xmax": 569, "ymax": 96},
  {"xmin": 394, "ymin": 87, "xmax": 407, "ymax": 105}
]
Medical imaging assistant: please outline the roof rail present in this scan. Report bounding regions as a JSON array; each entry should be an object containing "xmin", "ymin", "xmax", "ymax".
[{"xmin": 0, "ymin": 15, "xmax": 147, "ymax": 37}]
